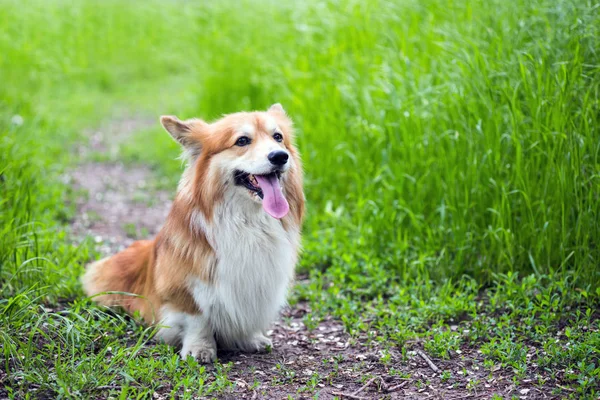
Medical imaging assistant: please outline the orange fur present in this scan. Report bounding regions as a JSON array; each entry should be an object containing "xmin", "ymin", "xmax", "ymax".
[{"xmin": 81, "ymin": 240, "xmax": 160, "ymax": 321}]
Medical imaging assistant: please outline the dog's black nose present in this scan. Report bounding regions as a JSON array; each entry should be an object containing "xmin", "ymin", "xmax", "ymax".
[{"xmin": 268, "ymin": 150, "xmax": 289, "ymax": 166}]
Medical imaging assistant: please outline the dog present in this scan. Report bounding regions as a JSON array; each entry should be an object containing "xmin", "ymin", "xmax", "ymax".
[{"xmin": 81, "ymin": 103, "xmax": 304, "ymax": 362}]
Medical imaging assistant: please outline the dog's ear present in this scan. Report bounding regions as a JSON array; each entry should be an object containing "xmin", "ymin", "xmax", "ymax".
[
  {"xmin": 160, "ymin": 116, "xmax": 204, "ymax": 151},
  {"xmin": 268, "ymin": 103, "xmax": 286, "ymax": 115}
]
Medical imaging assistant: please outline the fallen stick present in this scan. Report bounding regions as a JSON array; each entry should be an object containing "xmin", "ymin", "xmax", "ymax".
[
  {"xmin": 386, "ymin": 381, "xmax": 408, "ymax": 392},
  {"xmin": 416, "ymin": 349, "xmax": 442, "ymax": 373},
  {"xmin": 351, "ymin": 377, "xmax": 377, "ymax": 396},
  {"xmin": 330, "ymin": 376, "xmax": 379, "ymax": 399}
]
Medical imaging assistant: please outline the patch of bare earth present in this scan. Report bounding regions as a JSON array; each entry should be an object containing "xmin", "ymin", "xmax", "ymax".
[
  {"xmin": 69, "ymin": 116, "xmax": 559, "ymax": 400},
  {"xmin": 76, "ymin": 114, "xmax": 158, "ymax": 158},
  {"xmin": 177, "ymin": 300, "xmax": 553, "ymax": 400},
  {"xmin": 70, "ymin": 162, "xmax": 171, "ymax": 254},
  {"xmin": 69, "ymin": 115, "xmax": 171, "ymax": 254}
]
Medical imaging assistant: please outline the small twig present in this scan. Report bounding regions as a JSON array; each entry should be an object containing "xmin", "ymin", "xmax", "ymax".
[
  {"xmin": 378, "ymin": 376, "xmax": 388, "ymax": 391},
  {"xmin": 330, "ymin": 376, "xmax": 379, "ymax": 399},
  {"xmin": 386, "ymin": 381, "xmax": 408, "ymax": 392},
  {"xmin": 416, "ymin": 349, "xmax": 442, "ymax": 373},
  {"xmin": 556, "ymin": 384, "xmax": 575, "ymax": 392},
  {"xmin": 351, "ymin": 377, "xmax": 377, "ymax": 396},
  {"xmin": 330, "ymin": 391, "xmax": 369, "ymax": 400}
]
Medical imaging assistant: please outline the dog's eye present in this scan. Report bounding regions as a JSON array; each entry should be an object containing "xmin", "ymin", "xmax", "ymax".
[
  {"xmin": 273, "ymin": 133, "xmax": 283, "ymax": 142},
  {"xmin": 235, "ymin": 136, "xmax": 251, "ymax": 146}
]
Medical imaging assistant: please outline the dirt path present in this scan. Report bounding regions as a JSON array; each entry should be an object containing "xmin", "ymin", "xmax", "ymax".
[
  {"xmin": 69, "ymin": 116, "xmax": 553, "ymax": 400},
  {"xmin": 68, "ymin": 115, "xmax": 171, "ymax": 255},
  {"xmin": 70, "ymin": 162, "xmax": 172, "ymax": 255}
]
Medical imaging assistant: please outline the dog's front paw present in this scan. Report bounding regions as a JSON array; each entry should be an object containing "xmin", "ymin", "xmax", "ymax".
[
  {"xmin": 180, "ymin": 341, "xmax": 217, "ymax": 363},
  {"xmin": 238, "ymin": 333, "xmax": 273, "ymax": 353}
]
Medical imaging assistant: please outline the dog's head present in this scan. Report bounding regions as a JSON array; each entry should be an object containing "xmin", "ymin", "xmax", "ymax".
[{"xmin": 160, "ymin": 104, "xmax": 304, "ymax": 223}]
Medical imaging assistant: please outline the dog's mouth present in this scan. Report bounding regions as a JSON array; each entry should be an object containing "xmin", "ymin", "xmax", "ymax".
[
  {"xmin": 235, "ymin": 171, "xmax": 281, "ymax": 199},
  {"xmin": 234, "ymin": 170, "xmax": 289, "ymax": 219}
]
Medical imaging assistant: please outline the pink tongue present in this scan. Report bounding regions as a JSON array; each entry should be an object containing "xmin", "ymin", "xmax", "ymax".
[{"xmin": 255, "ymin": 174, "xmax": 289, "ymax": 219}]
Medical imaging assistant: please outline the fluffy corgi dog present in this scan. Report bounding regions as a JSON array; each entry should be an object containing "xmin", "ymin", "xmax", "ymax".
[{"xmin": 82, "ymin": 104, "xmax": 304, "ymax": 362}]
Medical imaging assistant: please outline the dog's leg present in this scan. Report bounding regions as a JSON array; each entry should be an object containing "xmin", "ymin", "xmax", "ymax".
[
  {"xmin": 180, "ymin": 313, "xmax": 217, "ymax": 363},
  {"xmin": 236, "ymin": 332, "xmax": 273, "ymax": 353},
  {"xmin": 156, "ymin": 305, "xmax": 186, "ymax": 346}
]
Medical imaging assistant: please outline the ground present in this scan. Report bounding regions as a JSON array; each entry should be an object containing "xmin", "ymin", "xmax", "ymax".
[{"xmin": 69, "ymin": 115, "xmax": 171, "ymax": 255}]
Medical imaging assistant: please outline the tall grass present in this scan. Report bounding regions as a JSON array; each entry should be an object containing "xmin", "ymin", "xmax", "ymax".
[
  {"xmin": 133, "ymin": 0, "xmax": 600, "ymax": 286},
  {"xmin": 1, "ymin": 0, "xmax": 598, "ymax": 292}
]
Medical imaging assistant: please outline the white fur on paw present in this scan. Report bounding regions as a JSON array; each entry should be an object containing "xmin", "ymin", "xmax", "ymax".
[
  {"xmin": 239, "ymin": 334, "xmax": 273, "ymax": 352},
  {"xmin": 180, "ymin": 342, "xmax": 217, "ymax": 363}
]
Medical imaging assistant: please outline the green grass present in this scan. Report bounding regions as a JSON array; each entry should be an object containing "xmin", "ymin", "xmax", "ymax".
[{"xmin": 1, "ymin": 0, "xmax": 599, "ymax": 398}]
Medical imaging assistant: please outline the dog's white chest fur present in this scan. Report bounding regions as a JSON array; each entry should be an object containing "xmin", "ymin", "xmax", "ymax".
[{"xmin": 189, "ymin": 195, "xmax": 299, "ymax": 346}]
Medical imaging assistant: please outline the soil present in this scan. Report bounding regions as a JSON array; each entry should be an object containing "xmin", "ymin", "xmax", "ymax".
[
  {"xmin": 69, "ymin": 115, "xmax": 172, "ymax": 255},
  {"xmin": 133, "ymin": 298, "xmax": 556, "ymax": 400},
  {"xmin": 69, "ymin": 162, "xmax": 172, "ymax": 255},
  {"xmin": 209, "ymin": 303, "xmax": 552, "ymax": 400},
  {"xmin": 67, "ymin": 116, "xmax": 563, "ymax": 400}
]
